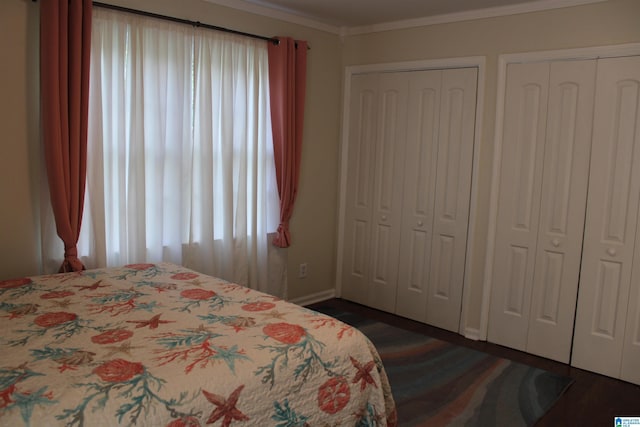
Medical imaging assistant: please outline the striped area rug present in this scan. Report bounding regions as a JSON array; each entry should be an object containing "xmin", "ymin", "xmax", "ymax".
[{"xmin": 313, "ymin": 306, "xmax": 573, "ymax": 427}]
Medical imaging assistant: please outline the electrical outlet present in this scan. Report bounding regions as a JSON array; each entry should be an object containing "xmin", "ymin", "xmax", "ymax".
[{"xmin": 298, "ymin": 263, "xmax": 308, "ymax": 278}]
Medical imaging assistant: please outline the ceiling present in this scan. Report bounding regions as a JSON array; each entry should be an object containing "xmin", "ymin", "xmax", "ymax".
[{"xmin": 205, "ymin": 0, "xmax": 605, "ymax": 34}]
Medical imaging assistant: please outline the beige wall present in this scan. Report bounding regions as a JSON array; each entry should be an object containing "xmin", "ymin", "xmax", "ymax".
[
  {"xmin": 0, "ymin": 0, "xmax": 42, "ymax": 279},
  {"xmin": 0, "ymin": 0, "xmax": 344, "ymax": 302},
  {"xmin": 341, "ymin": 0, "xmax": 640, "ymax": 331}
]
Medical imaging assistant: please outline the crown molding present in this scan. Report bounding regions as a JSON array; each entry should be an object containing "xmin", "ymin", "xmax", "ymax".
[
  {"xmin": 203, "ymin": 0, "xmax": 342, "ymax": 34},
  {"xmin": 344, "ymin": 0, "xmax": 608, "ymax": 35},
  {"xmin": 204, "ymin": 0, "xmax": 608, "ymax": 37}
]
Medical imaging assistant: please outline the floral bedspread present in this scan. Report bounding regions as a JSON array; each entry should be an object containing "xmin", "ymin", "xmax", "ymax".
[{"xmin": 0, "ymin": 263, "xmax": 396, "ymax": 427}]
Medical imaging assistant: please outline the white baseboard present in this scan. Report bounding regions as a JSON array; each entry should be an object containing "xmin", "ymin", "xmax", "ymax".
[
  {"xmin": 288, "ymin": 289, "xmax": 336, "ymax": 307},
  {"xmin": 464, "ymin": 327, "xmax": 481, "ymax": 341},
  {"xmin": 290, "ymin": 291, "xmax": 485, "ymax": 343}
]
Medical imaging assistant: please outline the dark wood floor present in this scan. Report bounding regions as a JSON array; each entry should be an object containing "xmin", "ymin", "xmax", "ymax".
[{"xmin": 309, "ymin": 298, "xmax": 640, "ymax": 426}]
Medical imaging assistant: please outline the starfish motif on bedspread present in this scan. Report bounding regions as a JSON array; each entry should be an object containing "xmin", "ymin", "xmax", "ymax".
[
  {"xmin": 0, "ymin": 362, "xmax": 54, "ymax": 423},
  {"xmin": 202, "ymin": 385, "xmax": 250, "ymax": 426},
  {"xmin": 350, "ymin": 356, "xmax": 377, "ymax": 391},
  {"xmin": 48, "ymin": 299, "xmax": 73, "ymax": 309},
  {"xmin": 260, "ymin": 310, "xmax": 288, "ymax": 320},
  {"xmin": 126, "ymin": 313, "xmax": 174, "ymax": 329},
  {"xmin": 103, "ymin": 341, "xmax": 143, "ymax": 357},
  {"xmin": 75, "ymin": 280, "xmax": 109, "ymax": 291}
]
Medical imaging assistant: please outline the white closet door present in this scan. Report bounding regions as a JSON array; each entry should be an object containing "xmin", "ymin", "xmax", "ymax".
[
  {"xmin": 341, "ymin": 74, "xmax": 380, "ymax": 305},
  {"xmin": 489, "ymin": 60, "xmax": 596, "ymax": 361},
  {"xmin": 526, "ymin": 60, "xmax": 596, "ymax": 362},
  {"xmin": 488, "ymin": 62, "xmax": 550, "ymax": 350},
  {"xmin": 395, "ymin": 70, "xmax": 442, "ymax": 322},
  {"xmin": 341, "ymin": 73, "xmax": 408, "ymax": 312},
  {"xmin": 394, "ymin": 68, "xmax": 477, "ymax": 330},
  {"xmin": 572, "ymin": 56, "xmax": 640, "ymax": 378},
  {"xmin": 425, "ymin": 68, "xmax": 478, "ymax": 331},
  {"xmin": 368, "ymin": 73, "xmax": 408, "ymax": 311}
]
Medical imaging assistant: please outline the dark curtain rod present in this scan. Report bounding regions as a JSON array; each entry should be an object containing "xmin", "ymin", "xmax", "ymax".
[{"xmin": 33, "ymin": 0, "xmax": 282, "ymax": 46}]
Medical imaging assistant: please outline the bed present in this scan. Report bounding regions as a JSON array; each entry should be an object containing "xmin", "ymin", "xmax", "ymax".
[{"xmin": 0, "ymin": 262, "xmax": 396, "ymax": 426}]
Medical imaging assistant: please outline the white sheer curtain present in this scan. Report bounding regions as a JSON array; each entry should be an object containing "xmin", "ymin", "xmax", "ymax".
[{"xmin": 78, "ymin": 9, "xmax": 286, "ymax": 296}]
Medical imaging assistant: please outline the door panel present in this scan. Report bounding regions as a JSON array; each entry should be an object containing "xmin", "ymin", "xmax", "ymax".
[
  {"xmin": 526, "ymin": 60, "xmax": 596, "ymax": 363},
  {"xmin": 342, "ymin": 73, "xmax": 407, "ymax": 312},
  {"xmin": 426, "ymin": 68, "xmax": 477, "ymax": 331},
  {"xmin": 489, "ymin": 60, "xmax": 596, "ymax": 361},
  {"xmin": 573, "ymin": 56, "xmax": 640, "ymax": 378},
  {"xmin": 342, "ymin": 74, "xmax": 379, "ymax": 304},
  {"xmin": 367, "ymin": 73, "xmax": 408, "ymax": 312},
  {"xmin": 488, "ymin": 62, "xmax": 550, "ymax": 350},
  {"xmin": 395, "ymin": 70, "xmax": 441, "ymax": 321}
]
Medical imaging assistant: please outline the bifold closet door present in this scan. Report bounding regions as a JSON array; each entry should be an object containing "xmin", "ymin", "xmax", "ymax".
[
  {"xmin": 425, "ymin": 68, "xmax": 477, "ymax": 331},
  {"xmin": 572, "ymin": 56, "xmax": 640, "ymax": 382},
  {"xmin": 394, "ymin": 68, "xmax": 478, "ymax": 331},
  {"xmin": 394, "ymin": 70, "xmax": 442, "ymax": 322},
  {"xmin": 341, "ymin": 73, "xmax": 408, "ymax": 312},
  {"xmin": 488, "ymin": 60, "xmax": 595, "ymax": 363}
]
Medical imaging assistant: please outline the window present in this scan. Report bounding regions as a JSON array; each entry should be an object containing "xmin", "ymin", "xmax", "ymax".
[{"xmin": 78, "ymin": 9, "xmax": 282, "ymax": 294}]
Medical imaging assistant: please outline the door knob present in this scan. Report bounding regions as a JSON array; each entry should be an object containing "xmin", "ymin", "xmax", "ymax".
[
  {"xmin": 381, "ymin": 215, "xmax": 387, "ymax": 221},
  {"xmin": 607, "ymin": 247, "xmax": 617, "ymax": 257},
  {"xmin": 417, "ymin": 221, "xmax": 424, "ymax": 227},
  {"xmin": 551, "ymin": 239, "xmax": 560, "ymax": 247}
]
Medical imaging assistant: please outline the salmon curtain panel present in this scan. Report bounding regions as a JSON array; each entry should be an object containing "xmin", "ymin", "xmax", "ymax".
[
  {"xmin": 40, "ymin": 0, "xmax": 93, "ymax": 272},
  {"xmin": 268, "ymin": 37, "xmax": 307, "ymax": 248}
]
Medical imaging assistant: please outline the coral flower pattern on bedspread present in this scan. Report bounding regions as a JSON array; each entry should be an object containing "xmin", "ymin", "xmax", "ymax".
[{"xmin": 0, "ymin": 263, "xmax": 396, "ymax": 426}]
